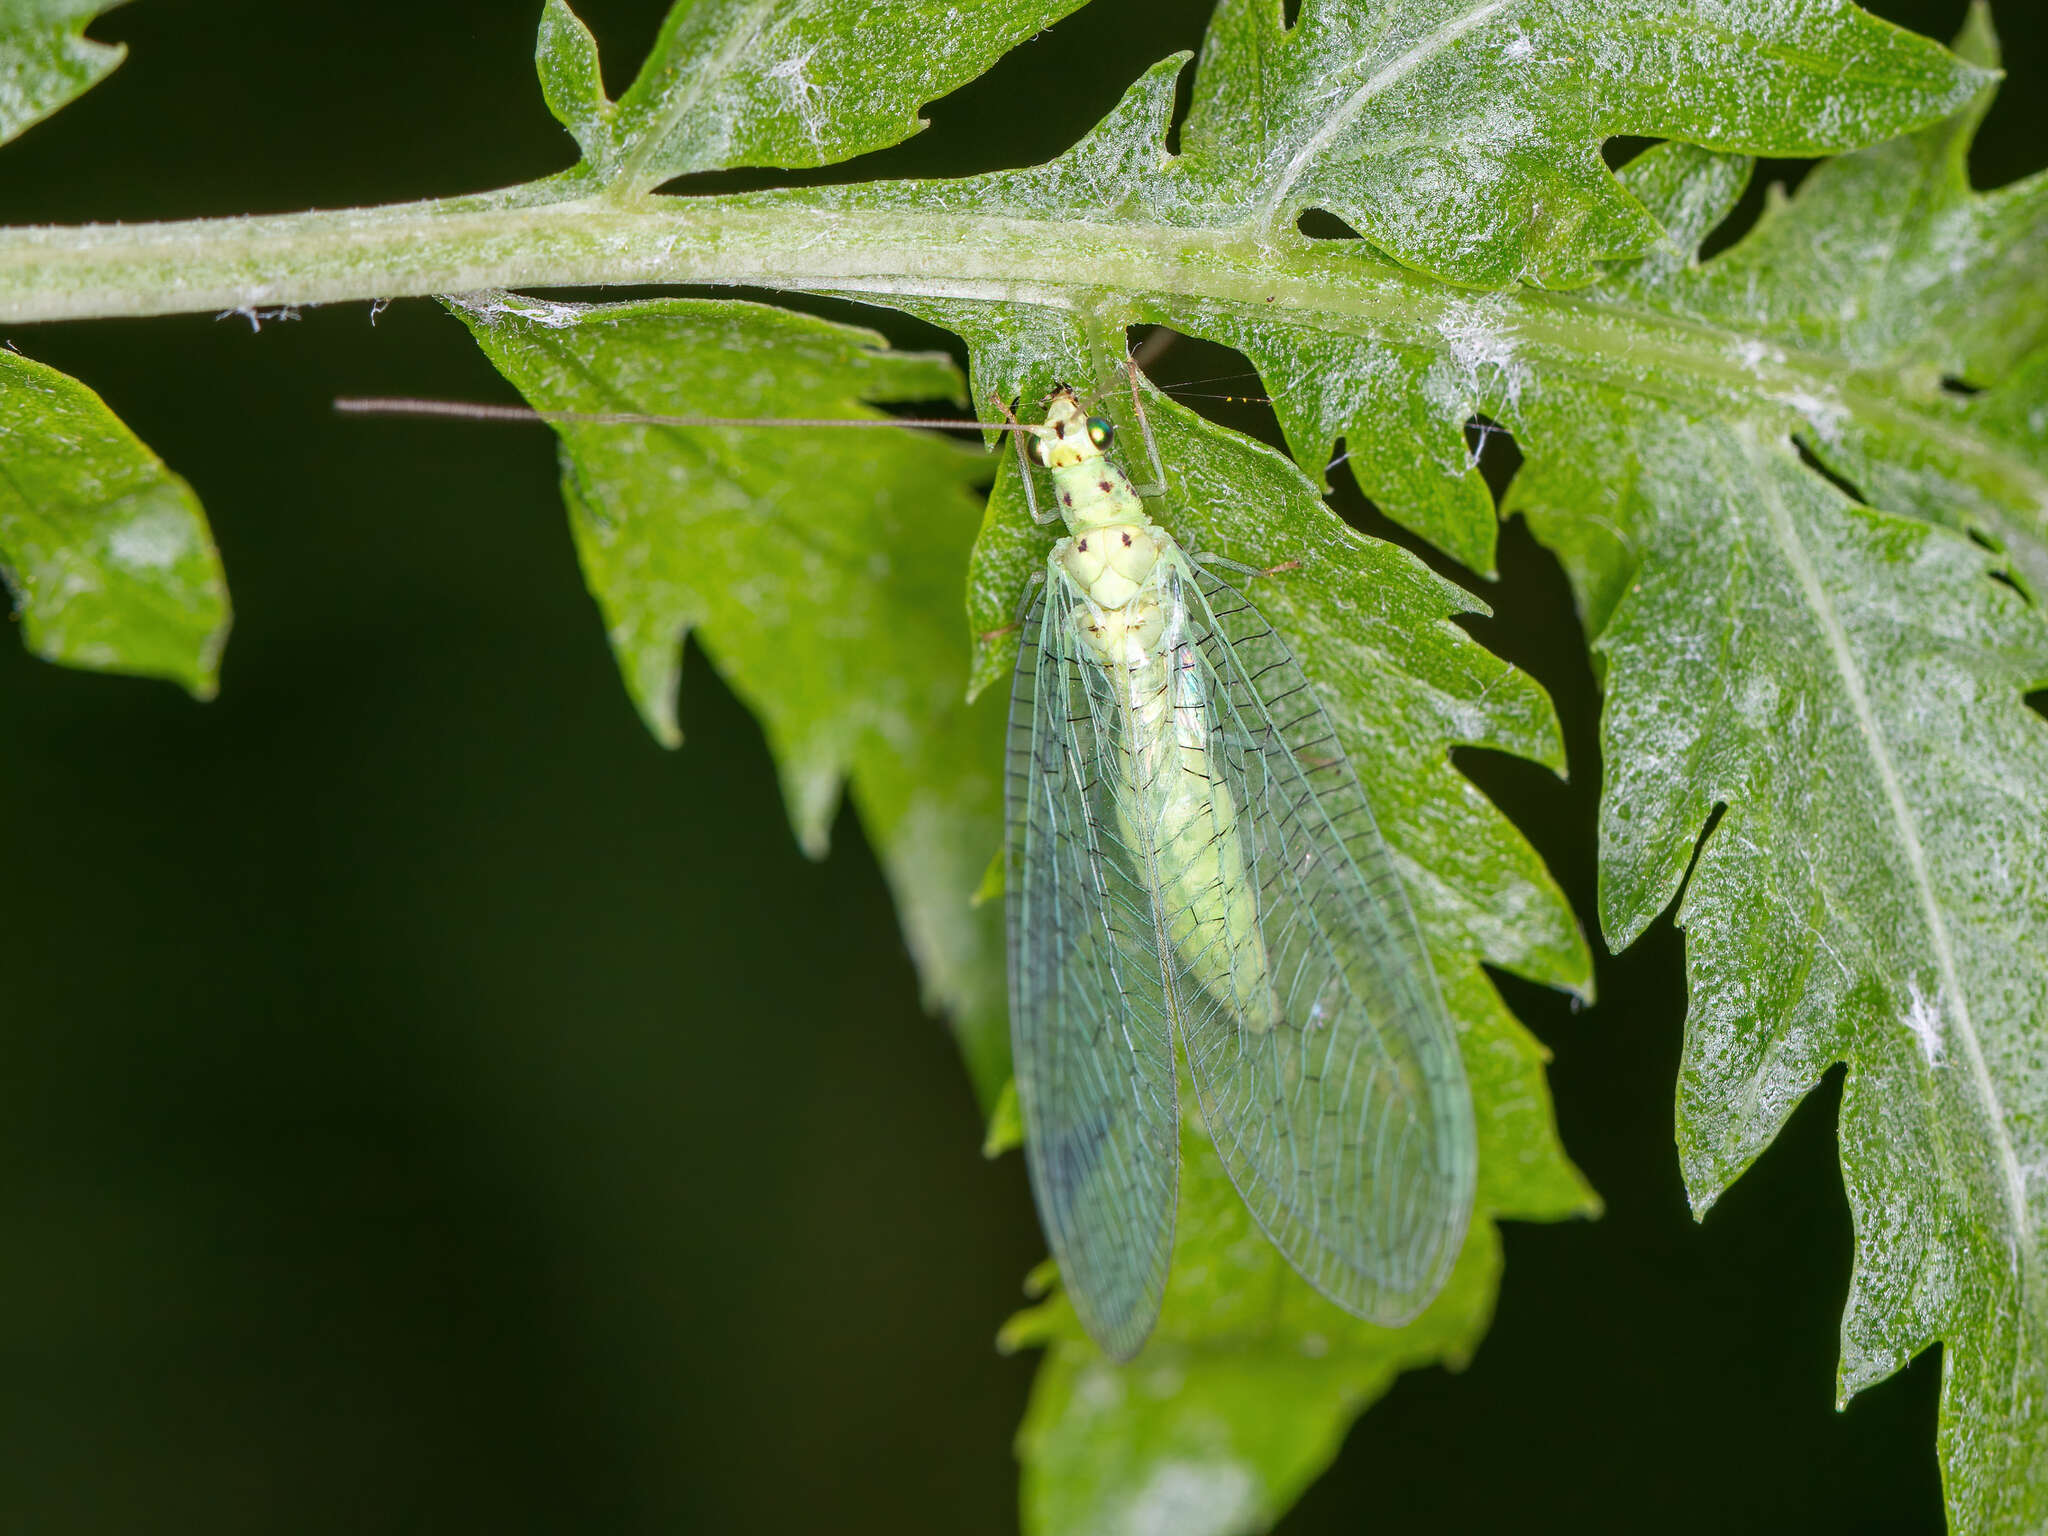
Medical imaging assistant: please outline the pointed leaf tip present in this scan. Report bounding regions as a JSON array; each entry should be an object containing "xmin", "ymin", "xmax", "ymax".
[
  {"xmin": 982, "ymin": 1077, "xmax": 1022, "ymax": 1158},
  {"xmin": 537, "ymin": 0, "xmax": 615, "ymax": 169},
  {"xmin": 0, "ymin": 1, "xmax": 129, "ymax": 148},
  {"xmin": 1954, "ymin": 1, "xmax": 2002, "ymax": 73}
]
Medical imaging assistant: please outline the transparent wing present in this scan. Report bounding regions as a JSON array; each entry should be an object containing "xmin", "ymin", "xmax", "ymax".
[
  {"xmin": 1005, "ymin": 575, "xmax": 1180, "ymax": 1361},
  {"xmin": 1162, "ymin": 555, "xmax": 1477, "ymax": 1324}
]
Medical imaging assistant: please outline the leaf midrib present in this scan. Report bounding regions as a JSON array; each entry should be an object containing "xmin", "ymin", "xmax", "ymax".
[
  {"xmin": 1258, "ymin": 0, "xmax": 1522, "ymax": 223},
  {"xmin": 1739, "ymin": 422, "xmax": 2031, "ymax": 1266}
]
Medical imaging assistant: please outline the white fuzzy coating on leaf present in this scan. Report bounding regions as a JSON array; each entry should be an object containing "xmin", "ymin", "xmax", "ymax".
[
  {"xmin": 583, "ymin": 0, "xmax": 1096, "ymax": 188},
  {"xmin": 1903, "ymin": 982, "xmax": 1946, "ymax": 1068}
]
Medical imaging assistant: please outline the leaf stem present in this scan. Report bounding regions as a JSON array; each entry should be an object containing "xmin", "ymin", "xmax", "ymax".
[{"xmin": 2, "ymin": 185, "xmax": 2039, "ymax": 559}]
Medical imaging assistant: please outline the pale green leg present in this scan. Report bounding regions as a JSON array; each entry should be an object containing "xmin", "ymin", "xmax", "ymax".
[
  {"xmin": 996, "ymin": 391, "xmax": 1061, "ymax": 526},
  {"xmin": 1192, "ymin": 550, "xmax": 1305, "ymax": 581},
  {"xmin": 1122, "ymin": 356, "xmax": 1171, "ymax": 500}
]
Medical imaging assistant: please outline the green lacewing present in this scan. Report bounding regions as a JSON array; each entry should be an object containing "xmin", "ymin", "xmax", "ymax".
[{"xmin": 997, "ymin": 387, "xmax": 1473, "ymax": 1357}]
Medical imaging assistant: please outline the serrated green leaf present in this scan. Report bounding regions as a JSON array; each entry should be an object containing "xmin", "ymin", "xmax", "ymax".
[
  {"xmin": 1175, "ymin": 0, "xmax": 1991, "ymax": 287},
  {"xmin": 1584, "ymin": 415, "xmax": 2048, "ymax": 1536},
  {"xmin": 0, "ymin": 348, "xmax": 229, "ymax": 696},
  {"xmin": 772, "ymin": 0, "xmax": 1986, "ymax": 292},
  {"xmin": 0, "ymin": 0, "xmax": 127, "ymax": 148},
  {"xmin": 569, "ymin": 0, "xmax": 1094, "ymax": 191},
  {"xmin": 1498, "ymin": 12, "xmax": 2048, "ymax": 1528},
  {"xmin": 449, "ymin": 292, "xmax": 1012, "ymax": 1101}
]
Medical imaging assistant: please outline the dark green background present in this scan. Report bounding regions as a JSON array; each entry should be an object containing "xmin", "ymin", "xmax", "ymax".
[{"xmin": 0, "ymin": 2, "xmax": 2040, "ymax": 1530}]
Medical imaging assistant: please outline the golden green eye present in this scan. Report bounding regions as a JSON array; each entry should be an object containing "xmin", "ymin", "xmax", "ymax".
[
  {"xmin": 1086, "ymin": 416, "xmax": 1115, "ymax": 449},
  {"xmin": 1027, "ymin": 432, "xmax": 1053, "ymax": 466}
]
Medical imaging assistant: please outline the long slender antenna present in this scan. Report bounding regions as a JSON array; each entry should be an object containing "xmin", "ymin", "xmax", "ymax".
[{"xmin": 333, "ymin": 395, "xmax": 1032, "ymax": 434}]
